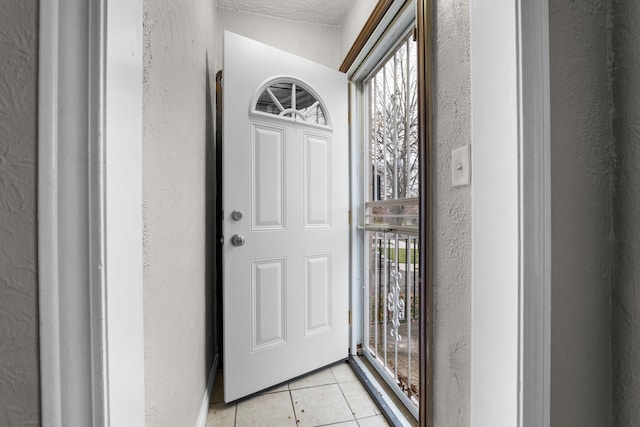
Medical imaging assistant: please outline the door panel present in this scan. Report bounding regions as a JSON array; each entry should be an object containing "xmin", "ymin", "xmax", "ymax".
[
  {"xmin": 304, "ymin": 254, "xmax": 331, "ymax": 335},
  {"xmin": 251, "ymin": 258, "xmax": 286, "ymax": 350},
  {"xmin": 251, "ymin": 124, "xmax": 285, "ymax": 230},
  {"xmin": 223, "ymin": 31, "xmax": 348, "ymax": 402},
  {"xmin": 304, "ymin": 133, "xmax": 332, "ymax": 228}
]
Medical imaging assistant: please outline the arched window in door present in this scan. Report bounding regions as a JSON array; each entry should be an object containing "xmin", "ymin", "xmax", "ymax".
[{"xmin": 252, "ymin": 78, "xmax": 330, "ymax": 127}]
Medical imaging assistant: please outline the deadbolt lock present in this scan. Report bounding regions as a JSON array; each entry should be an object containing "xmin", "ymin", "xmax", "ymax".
[{"xmin": 231, "ymin": 210, "xmax": 243, "ymax": 221}]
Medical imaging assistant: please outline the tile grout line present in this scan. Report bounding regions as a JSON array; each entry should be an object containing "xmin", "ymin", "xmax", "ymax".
[
  {"xmin": 332, "ymin": 366, "xmax": 360, "ymax": 420},
  {"xmin": 334, "ymin": 365, "xmax": 388, "ymax": 426},
  {"xmin": 315, "ymin": 420, "xmax": 362, "ymax": 427},
  {"xmin": 288, "ymin": 387, "xmax": 300, "ymax": 426},
  {"xmin": 335, "ymin": 380, "xmax": 359, "ymax": 425},
  {"xmin": 329, "ymin": 366, "xmax": 338, "ymax": 383},
  {"xmin": 233, "ymin": 402, "xmax": 238, "ymax": 427},
  {"xmin": 289, "ymin": 382, "xmax": 337, "ymax": 392},
  {"xmin": 221, "ymin": 366, "xmax": 379, "ymax": 427}
]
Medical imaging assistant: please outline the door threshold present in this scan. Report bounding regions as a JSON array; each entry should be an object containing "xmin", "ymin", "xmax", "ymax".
[{"xmin": 349, "ymin": 356, "xmax": 417, "ymax": 427}]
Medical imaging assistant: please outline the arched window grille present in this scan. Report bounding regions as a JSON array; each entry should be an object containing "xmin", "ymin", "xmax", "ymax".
[{"xmin": 253, "ymin": 79, "xmax": 329, "ymax": 127}]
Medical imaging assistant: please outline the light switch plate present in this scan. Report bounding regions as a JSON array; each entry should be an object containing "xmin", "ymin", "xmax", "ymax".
[{"xmin": 451, "ymin": 145, "xmax": 471, "ymax": 187}]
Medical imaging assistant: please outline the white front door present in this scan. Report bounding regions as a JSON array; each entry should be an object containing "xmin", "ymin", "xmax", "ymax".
[{"xmin": 222, "ymin": 31, "xmax": 349, "ymax": 402}]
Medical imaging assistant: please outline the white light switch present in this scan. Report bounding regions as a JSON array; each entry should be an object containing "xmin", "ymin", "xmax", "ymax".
[{"xmin": 451, "ymin": 145, "xmax": 471, "ymax": 187}]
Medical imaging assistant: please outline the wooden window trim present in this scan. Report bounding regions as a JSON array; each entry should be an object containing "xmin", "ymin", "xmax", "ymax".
[
  {"xmin": 416, "ymin": 2, "xmax": 434, "ymax": 427},
  {"xmin": 339, "ymin": 0, "xmax": 394, "ymax": 73}
]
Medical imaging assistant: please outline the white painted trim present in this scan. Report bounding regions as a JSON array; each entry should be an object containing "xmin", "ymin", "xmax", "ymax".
[
  {"xmin": 349, "ymin": 81, "xmax": 365, "ymax": 356},
  {"xmin": 39, "ymin": 1, "xmax": 108, "ymax": 424},
  {"xmin": 470, "ymin": 0, "xmax": 550, "ymax": 426},
  {"xmin": 38, "ymin": 0, "xmax": 145, "ymax": 426},
  {"xmin": 103, "ymin": 0, "xmax": 146, "ymax": 425},
  {"xmin": 38, "ymin": 0, "xmax": 62, "ymax": 424},
  {"xmin": 197, "ymin": 355, "xmax": 219, "ymax": 427},
  {"xmin": 518, "ymin": 0, "xmax": 551, "ymax": 425},
  {"xmin": 470, "ymin": 0, "xmax": 519, "ymax": 421}
]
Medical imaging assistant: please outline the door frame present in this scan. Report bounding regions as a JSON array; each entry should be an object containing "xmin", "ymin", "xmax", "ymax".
[
  {"xmin": 37, "ymin": 0, "xmax": 550, "ymax": 426},
  {"xmin": 469, "ymin": 0, "xmax": 551, "ymax": 426},
  {"xmin": 38, "ymin": 0, "xmax": 145, "ymax": 425}
]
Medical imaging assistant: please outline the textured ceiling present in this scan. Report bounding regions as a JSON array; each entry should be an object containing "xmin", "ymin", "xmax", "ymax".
[{"xmin": 216, "ymin": 0, "xmax": 352, "ymax": 26}]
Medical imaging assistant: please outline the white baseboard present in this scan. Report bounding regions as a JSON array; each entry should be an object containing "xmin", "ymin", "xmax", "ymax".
[{"xmin": 196, "ymin": 353, "xmax": 219, "ymax": 427}]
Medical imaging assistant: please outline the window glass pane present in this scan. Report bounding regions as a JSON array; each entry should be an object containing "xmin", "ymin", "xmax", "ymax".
[
  {"xmin": 269, "ymin": 82, "xmax": 293, "ymax": 110},
  {"xmin": 365, "ymin": 199, "xmax": 418, "ymax": 230},
  {"xmin": 295, "ymin": 85, "xmax": 314, "ymax": 109},
  {"xmin": 364, "ymin": 33, "xmax": 420, "ymax": 409},
  {"xmin": 254, "ymin": 80, "xmax": 328, "ymax": 126},
  {"xmin": 300, "ymin": 103, "xmax": 327, "ymax": 125},
  {"xmin": 368, "ymin": 36, "xmax": 418, "ymax": 201},
  {"xmin": 256, "ymin": 91, "xmax": 279, "ymax": 114}
]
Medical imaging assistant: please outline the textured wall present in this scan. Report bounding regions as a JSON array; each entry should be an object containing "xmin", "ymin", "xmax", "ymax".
[
  {"xmin": 216, "ymin": 8, "xmax": 341, "ymax": 69},
  {"xmin": 216, "ymin": 0, "xmax": 349, "ymax": 26},
  {"xmin": 431, "ymin": 1, "xmax": 471, "ymax": 425},
  {"xmin": 142, "ymin": 0, "xmax": 218, "ymax": 425},
  {"xmin": 0, "ymin": 0, "xmax": 40, "ymax": 425},
  {"xmin": 612, "ymin": 0, "xmax": 640, "ymax": 425},
  {"xmin": 549, "ymin": 1, "xmax": 613, "ymax": 425}
]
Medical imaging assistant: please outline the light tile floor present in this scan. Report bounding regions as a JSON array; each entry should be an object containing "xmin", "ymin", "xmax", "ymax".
[{"xmin": 206, "ymin": 362, "xmax": 390, "ymax": 427}]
